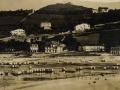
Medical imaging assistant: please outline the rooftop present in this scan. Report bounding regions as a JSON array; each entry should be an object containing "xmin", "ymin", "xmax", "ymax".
[
  {"xmin": 45, "ymin": 41, "xmax": 65, "ymax": 47},
  {"xmin": 98, "ymin": 7, "xmax": 109, "ymax": 9}
]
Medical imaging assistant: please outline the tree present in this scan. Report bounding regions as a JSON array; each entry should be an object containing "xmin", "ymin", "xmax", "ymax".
[{"xmin": 63, "ymin": 34, "xmax": 79, "ymax": 51}]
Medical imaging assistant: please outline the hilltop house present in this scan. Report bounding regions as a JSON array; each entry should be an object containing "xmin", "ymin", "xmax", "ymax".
[
  {"xmin": 40, "ymin": 22, "xmax": 51, "ymax": 30},
  {"xmin": 92, "ymin": 7, "xmax": 109, "ymax": 13},
  {"xmin": 92, "ymin": 9, "xmax": 98, "ymax": 13},
  {"xmin": 45, "ymin": 41, "xmax": 66, "ymax": 53},
  {"xmin": 10, "ymin": 29, "xmax": 26, "ymax": 37},
  {"xmin": 98, "ymin": 7, "xmax": 109, "ymax": 13},
  {"xmin": 73, "ymin": 23, "xmax": 90, "ymax": 33}
]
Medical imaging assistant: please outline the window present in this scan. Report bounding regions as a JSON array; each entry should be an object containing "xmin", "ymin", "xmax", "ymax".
[{"xmin": 112, "ymin": 48, "xmax": 114, "ymax": 50}]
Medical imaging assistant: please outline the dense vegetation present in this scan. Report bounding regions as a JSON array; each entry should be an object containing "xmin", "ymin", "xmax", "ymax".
[{"xmin": 0, "ymin": 39, "xmax": 30, "ymax": 52}]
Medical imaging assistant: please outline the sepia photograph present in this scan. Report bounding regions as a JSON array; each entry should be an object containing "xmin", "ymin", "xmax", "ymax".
[{"xmin": 0, "ymin": 0, "xmax": 120, "ymax": 90}]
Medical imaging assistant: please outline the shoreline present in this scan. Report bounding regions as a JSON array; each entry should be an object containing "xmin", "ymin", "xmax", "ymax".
[{"xmin": 5, "ymin": 74, "xmax": 120, "ymax": 90}]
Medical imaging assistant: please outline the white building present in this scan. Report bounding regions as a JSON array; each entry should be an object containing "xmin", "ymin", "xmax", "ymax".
[
  {"xmin": 98, "ymin": 7, "xmax": 109, "ymax": 13},
  {"xmin": 40, "ymin": 22, "xmax": 51, "ymax": 30},
  {"xmin": 10, "ymin": 29, "xmax": 26, "ymax": 37},
  {"xmin": 74, "ymin": 23, "xmax": 90, "ymax": 32},
  {"xmin": 30, "ymin": 44, "xmax": 39, "ymax": 53},
  {"xmin": 110, "ymin": 46, "xmax": 120, "ymax": 55},
  {"xmin": 45, "ymin": 41, "xmax": 65, "ymax": 53},
  {"xmin": 79, "ymin": 46, "xmax": 105, "ymax": 52}
]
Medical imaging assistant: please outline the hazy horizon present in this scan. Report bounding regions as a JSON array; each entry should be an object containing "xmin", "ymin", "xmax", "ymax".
[{"xmin": 0, "ymin": 0, "xmax": 120, "ymax": 11}]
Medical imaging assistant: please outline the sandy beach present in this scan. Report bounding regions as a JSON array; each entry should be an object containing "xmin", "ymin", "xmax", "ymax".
[
  {"xmin": 0, "ymin": 55, "xmax": 120, "ymax": 90},
  {"xmin": 2, "ymin": 74, "xmax": 119, "ymax": 90}
]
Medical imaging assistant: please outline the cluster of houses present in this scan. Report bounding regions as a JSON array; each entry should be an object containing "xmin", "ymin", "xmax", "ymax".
[
  {"xmin": 92, "ymin": 7, "xmax": 109, "ymax": 13},
  {"xmin": 10, "ymin": 22, "xmax": 51, "ymax": 37},
  {"xmin": 8, "ymin": 21, "xmax": 120, "ymax": 56},
  {"xmin": 26, "ymin": 41, "xmax": 107, "ymax": 54},
  {"xmin": 92, "ymin": 7, "xmax": 120, "ymax": 13},
  {"xmin": 5, "ymin": 28, "xmax": 107, "ymax": 54}
]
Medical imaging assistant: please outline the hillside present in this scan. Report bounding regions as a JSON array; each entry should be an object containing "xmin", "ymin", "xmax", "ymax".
[
  {"xmin": 36, "ymin": 3, "xmax": 92, "ymax": 14},
  {"xmin": 74, "ymin": 33, "xmax": 100, "ymax": 45},
  {"xmin": 1, "ymin": 3, "xmax": 120, "ymax": 47},
  {"xmin": 0, "ymin": 10, "xmax": 32, "ymax": 37},
  {"xmin": 39, "ymin": 3, "xmax": 88, "ymax": 11}
]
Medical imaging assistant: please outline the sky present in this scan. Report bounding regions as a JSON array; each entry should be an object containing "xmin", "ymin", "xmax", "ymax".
[
  {"xmin": 0, "ymin": 0, "xmax": 120, "ymax": 11},
  {"xmin": 81, "ymin": 0, "xmax": 120, "ymax": 2}
]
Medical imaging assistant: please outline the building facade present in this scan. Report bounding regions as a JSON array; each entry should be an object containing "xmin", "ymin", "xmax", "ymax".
[
  {"xmin": 110, "ymin": 46, "xmax": 120, "ymax": 55},
  {"xmin": 79, "ymin": 46, "xmax": 105, "ymax": 52},
  {"xmin": 5, "ymin": 47, "xmax": 15, "ymax": 52},
  {"xmin": 74, "ymin": 23, "xmax": 90, "ymax": 32},
  {"xmin": 10, "ymin": 29, "xmax": 26, "ymax": 37},
  {"xmin": 45, "ymin": 41, "xmax": 65, "ymax": 53},
  {"xmin": 40, "ymin": 22, "xmax": 51, "ymax": 30},
  {"xmin": 30, "ymin": 44, "xmax": 39, "ymax": 53},
  {"xmin": 92, "ymin": 9, "xmax": 98, "ymax": 13},
  {"xmin": 98, "ymin": 7, "xmax": 109, "ymax": 13}
]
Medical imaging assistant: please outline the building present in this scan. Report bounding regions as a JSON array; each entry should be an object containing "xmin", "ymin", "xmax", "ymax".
[
  {"xmin": 45, "ymin": 41, "xmax": 65, "ymax": 53},
  {"xmin": 110, "ymin": 46, "xmax": 120, "ymax": 55},
  {"xmin": 10, "ymin": 29, "xmax": 26, "ymax": 37},
  {"xmin": 92, "ymin": 9, "xmax": 98, "ymax": 13},
  {"xmin": 92, "ymin": 7, "xmax": 109, "ymax": 13},
  {"xmin": 40, "ymin": 22, "xmax": 51, "ymax": 30},
  {"xmin": 30, "ymin": 37, "xmax": 42, "ymax": 43},
  {"xmin": 98, "ymin": 7, "xmax": 109, "ymax": 13},
  {"xmin": 74, "ymin": 23, "xmax": 90, "ymax": 32},
  {"xmin": 30, "ymin": 44, "xmax": 39, "ymax": 53},
  {"xmin": 79, "ymin": 45, "xmax": 105, "ymax": 52}
]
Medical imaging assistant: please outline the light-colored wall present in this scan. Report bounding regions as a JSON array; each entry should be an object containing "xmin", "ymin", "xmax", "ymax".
[
  {"xmin": 45, "ymin": 46, "xmax": 64, "ymax": 53},
  {"xmin": 75, "ymin": 23, "xmax": 90, "ymax": 32},
  {"xmin": 11, "ymin": 29, "xmax": 26, "ymax": 36},
  {"xmin": 110, "ymin": 47, "xmax": 120, "ymax": 55},
  {"xmin": 30, "ymin": 44, "xmax": 39, "ymax": 52},
  {"xmin": 99, "ymin": 9, "xmax": 109, "ymax": 13},
  {"xmin": 81, "ymin": 46, "xmax": 105, "ymax": 52},
  {"xmin": 40, "ymin": 22, "xmax": 51, "ymax": 30}
]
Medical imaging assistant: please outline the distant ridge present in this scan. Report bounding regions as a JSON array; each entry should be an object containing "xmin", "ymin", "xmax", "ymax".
[{"xmin": 38, "ymin": 3, "xmax": 90, "ymax": 12}]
